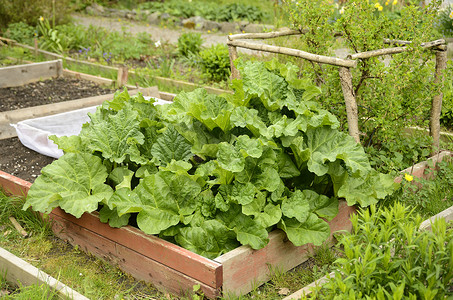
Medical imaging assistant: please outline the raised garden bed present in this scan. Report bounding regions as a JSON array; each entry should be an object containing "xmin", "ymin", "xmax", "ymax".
[
  {"xmin": 0, "ymin": 246, "xmax": 89, "ymax": 299},
  {"xmin": 0, "ymin": 170, "xmax": 356, "ymax": 298}
]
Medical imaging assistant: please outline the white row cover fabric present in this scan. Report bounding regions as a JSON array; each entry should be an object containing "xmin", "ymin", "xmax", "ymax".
[{"xmin": 12, "ymin": 97, "xmax": 172, "ymax": 158}]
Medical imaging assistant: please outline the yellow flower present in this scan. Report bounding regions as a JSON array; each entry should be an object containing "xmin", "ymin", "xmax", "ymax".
[
  {"xmin": 39, "ymin": 16, "xmax": 44, "ymax": 22},
  {"xmin": 404, "ymin": 173, "xmax": 414, "ymax": 182},
  {"xmin": 378, "ymin": 5, "xmax": 383, "ymax": 11},
  {"xmin": 392, "ymin": 0, "xmax": 397, "ymax": 5},
  {"xmin": 118, "ymin": 18, "xmax": 121, "ymax": 22},
  {"xmin": 374, "ymin": 2, "xmax": 383, "ymax": 10},
  {"xmin": 450, "ymin": 11, "xmax": 453, "ymax": 19},
  {"xmin": 385, "ymin": 1, "xmax": 389, "ymax": 5},
  {"xmin": 208, "ymin": 30, "xmax": 211, "ymax": 33}
]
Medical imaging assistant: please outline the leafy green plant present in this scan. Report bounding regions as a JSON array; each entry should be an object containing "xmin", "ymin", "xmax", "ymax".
[
  {"xmin": 366, "ymin": 133, "xmax": 433, "ymax": 173},
  {"xmin": 313, "ymin": 203, "xmax": 453, "ymax": 299},
  {"xmin": 199, "ymin": 44, "xmax": 230, "ymax": 82},
  {"xmin": 4, "ymin": 22, "xmax": 36, "ymax": 45},
  {"xmin": 37, "ymin": 17, "xmax": 64, "ymax": 53},
  {"xmin": 177, "ymin": 32, "xmax": 203, "ymax": 57},
  {"xmin": 23, "ymin": 60, "xmax": 396, "ymax": 259}
]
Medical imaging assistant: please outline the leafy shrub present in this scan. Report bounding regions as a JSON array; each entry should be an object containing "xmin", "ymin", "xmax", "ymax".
[
  {"xmin": 314, "ymin": 203, "xmax": 453, "ymax": 299},
  {"xmin": 177, "ymin": 32, "xmax": 203, "ymax": 57},
  {"xmin": 199, "ymin": 44, "xmax": 230, "ymax": 82},
  {"xmin": 24, "ymin": 60, "xmax": 396, "ymax": 259},
  {"xmin": 282, "ymin": 0, "xmax": 442, "ymax": 144},
  {"xmin": 0, "ymin": 0, "xmax": 71, "ymax": 29},
  {"xmin": 4, "ymin": 22, "xmax": 36, "ymax": 44}
]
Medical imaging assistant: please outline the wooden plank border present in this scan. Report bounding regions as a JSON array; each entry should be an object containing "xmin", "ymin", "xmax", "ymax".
[
  {"xmin": 48, "ymin": 208, "xmax": 223, "ymax": 289},
  {"xmin": 0, "ymin": 171, "xmax": 357, "ymax": 299},
  {"xmin": 0, "ymin": 247, "xmax": 89, "ymax": 300},
  {"xmin": 0, "ymin": 60, "xmax": 62, "ymax": 88}
]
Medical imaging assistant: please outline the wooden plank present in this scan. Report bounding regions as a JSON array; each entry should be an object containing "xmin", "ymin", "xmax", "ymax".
[
  {"xmin": 0, "ymin": 170, "xmax": 31, "ymax": 197},
  {"xmin": 115, "ymin": 244, "xmax": 219, "ymax": 299},
  {"xmin": 215, "ymin": 200, "xmax": 355, "ymax": 297},
  {"xmin": 49, "ymin": 208, "xmax": 222, "ymax": 289},
  {"xmin": 0, "ymin": 60, "xmax": 61, "ymax": 88},
  {"xmin": 62, "ymin": 69, "xmax": 115, "ymax": 86},
  {"xmin": 49, "ymin": 213, "xmax": 220, "ymax": 298},
  {"xmin": 282, "ymin": 272, "xmax": 335, "ymax": 300},
  {"xmin": 0, "ymin": 247, "xmax": 89, "ymax": 300}
]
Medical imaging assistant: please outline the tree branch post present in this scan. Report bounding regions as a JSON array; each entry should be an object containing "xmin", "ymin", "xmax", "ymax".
[
  {"xmin": 430, "ymin": 50, "xmax": 447, "ymax": 152},
  {"xmin": 228, "ymin": 45, "xmax": 240, "ymax": 80},
  {"xmin": 339, "ymin": 67, "xmax": 361, "ymax": 144}
]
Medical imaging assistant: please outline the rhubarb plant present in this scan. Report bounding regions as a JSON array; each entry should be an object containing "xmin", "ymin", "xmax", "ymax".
[{"xmin": 23, "ymin": 59, "xmax": 397, "ymax": 259}]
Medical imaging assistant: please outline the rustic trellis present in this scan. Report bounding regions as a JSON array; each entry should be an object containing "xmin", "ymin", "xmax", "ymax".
[{"xmin": 227, "ymin": 30, "xmax": 447, "ymax": 149}]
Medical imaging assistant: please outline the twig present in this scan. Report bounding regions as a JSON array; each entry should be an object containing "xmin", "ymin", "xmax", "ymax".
[{"xmin": 9, "ymin": 217, "xmax": 28, "ymax": 238}]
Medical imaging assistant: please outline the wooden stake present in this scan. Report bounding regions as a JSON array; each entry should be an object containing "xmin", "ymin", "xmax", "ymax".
[
  {"xmin": 33, "ymin": 38, "xmax": 38, "ymax": 57},
  {"xmin": 9, "ymin": 217, "xmax": 28, "ymax": 238},
  {"xmin": 117, "ymin": 65, "xmax": 128, "ymax": 88},
  {"xmin": 339, "ymin": 67, "xmax": 361, "ymax": 144},
  {"xmin": 430, "ymin": 50, "xmax": 447, "ymax": 153},
  {"xmin": 228, "ymin": 45, "xmax": 240, "ymax": 80}
]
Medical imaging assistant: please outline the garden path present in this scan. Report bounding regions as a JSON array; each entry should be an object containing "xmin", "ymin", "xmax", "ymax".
[
  {"xmin": 73, "ymin": 14, "xmax": 351, "ymax": 58},
  {"xmin": 73, "ymin": 14, "xmax": 229, "ymax": 47}
]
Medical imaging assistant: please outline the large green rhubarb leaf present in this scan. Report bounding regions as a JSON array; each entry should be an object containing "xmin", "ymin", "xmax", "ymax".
[
  {"xmin": 337, "ymin": 170, "xmax": 398, "ymax": 207},
  {"xmin": 150, "ymin": 125, "xmax": 193, "ymax": 166},
  {"xmin": 175, "ymin": 220, "xmax": 239, "ymax": 259},
  {"xmin": 278, "ymin": 214, "xmax": 330, "ymax": 246},
  {"xmin": 24, "ymin": 153, "xmax": 112, "ymax": 218},
  {"xmin": 133, "ymin": 171, "xmax": 201, "ymax": 234},
  {"xmin": 292, "ymin": 126, "xmax": 370, "ymax": 176},
  {"xmin": 81, "ymin": 106, "xmax": 145, "ymax": 164}
]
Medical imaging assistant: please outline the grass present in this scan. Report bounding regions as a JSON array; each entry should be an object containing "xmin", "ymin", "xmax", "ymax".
[{"xmin": 0, "ymin": 191, "xmax": 170, "ymax": 300}]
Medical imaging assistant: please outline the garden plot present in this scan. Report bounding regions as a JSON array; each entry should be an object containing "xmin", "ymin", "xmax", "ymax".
[{"xmin": 0, "ymin": 59, "xmax": 163, "ymax": 181}]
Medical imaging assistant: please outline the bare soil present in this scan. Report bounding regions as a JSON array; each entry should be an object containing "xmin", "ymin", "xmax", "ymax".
[
  {"xmin": 0, "ymin": 77, "xmax": 115, "ymax": 112},
  {"xmin": 0, "ymin": 77, "xmax": 116, "ymax": 183}
]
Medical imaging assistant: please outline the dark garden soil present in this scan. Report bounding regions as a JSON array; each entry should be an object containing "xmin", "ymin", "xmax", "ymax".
[
  {"xmin": 0, "ymin": 137, "xmax": 54, "ymax": 183},
  {"xmin": 0, "ymin": 77, "xmax": 115, "ymax": 112},
  {"xmin": 0, "ymin": 77, "xmax": 118, "ymax": 182}
]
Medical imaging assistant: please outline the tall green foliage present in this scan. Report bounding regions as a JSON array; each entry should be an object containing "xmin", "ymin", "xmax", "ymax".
[
  {"xmin": 314, "ymin": 203, "xmax": 453, "ymax": 299},
  {"xmin": 24, "ymin": 60, "xmax": 396, "ymax": 259}
]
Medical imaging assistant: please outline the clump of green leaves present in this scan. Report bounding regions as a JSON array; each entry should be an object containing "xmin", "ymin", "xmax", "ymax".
[
  {"xmin": 24, "ymin": 60, "xmax": 396, "ymax": 259},
  {"xmin": 177, "ymin": 32, "xmax": 203, "ymax": 57},
  {"xmin": 366, "ymin": 132, "xmax": 433, "ymax": 173},
  {"xmin": 3, "ymin": 22, "xmax": 36, "ymax": 45},
  {"xmin": 313, "ymin": 203, "xmax": 453, "ymax": 299},
  {"xmin": 199, "ymin": 44, "xmax": 230, "ymax": 82}
]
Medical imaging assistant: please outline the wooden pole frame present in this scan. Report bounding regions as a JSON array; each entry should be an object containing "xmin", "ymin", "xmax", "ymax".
[{"xmin": 227, "ymin": 31, "xmax": 447, "ymax": 145}]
